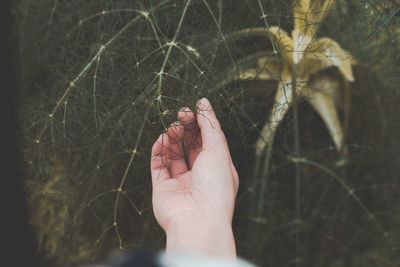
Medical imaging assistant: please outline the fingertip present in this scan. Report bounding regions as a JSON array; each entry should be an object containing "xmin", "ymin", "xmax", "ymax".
[
  {"xmin": 150, "ymin": 133, "xmax": 171, "ymax": 183},
  {"xmin": 166, "ymin": 121, "xmax": 183, "ymax": 144},
  {"xmin": 195, "ymin": 97, "xmax": 220, "ymax": 128},
  {"xmin": 194, "ymin": 98, "xmax": 228, "ymax": 152},
  {"xmin": 196, "ymin": 98, "xmax": 218, "ymax": 122},
  {"xmin": 178, "ymin": 106, "xmax": 191, "ymax": 113},
  {"xmin": 196, "ymin": 98, "xmax": 211, "ymax": 113},
  {"xmin": 177, "ymin": 107, "xmax": 195, "ymax": 124}
]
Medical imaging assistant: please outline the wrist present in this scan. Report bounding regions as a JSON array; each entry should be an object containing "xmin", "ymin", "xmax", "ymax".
[{"xmin": 165, "ymin": 211, "xmax": 236, "ymax": 258}]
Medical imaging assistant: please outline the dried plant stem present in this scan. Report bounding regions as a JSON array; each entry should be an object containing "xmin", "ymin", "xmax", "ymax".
[
  {"xmin": 291, "ymin": 63, "xmax": 302, "ymax": 266},
  {"xmin": 256, "ymin": 135, "xmax": 275, "ymax": 216}
]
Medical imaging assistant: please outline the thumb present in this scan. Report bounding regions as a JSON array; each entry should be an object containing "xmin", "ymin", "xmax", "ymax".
[{"xmin": 196, "ymin": 98, "xmax": 228, "ymax": 153}]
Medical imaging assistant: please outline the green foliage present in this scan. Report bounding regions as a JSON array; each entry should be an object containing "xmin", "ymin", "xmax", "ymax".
[{"xmin": 13, "ymin": 0, "xmax": 400, "ymax": 266}]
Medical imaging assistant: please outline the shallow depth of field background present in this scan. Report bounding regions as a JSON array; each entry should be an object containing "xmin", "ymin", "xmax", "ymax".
[{"xmin": 12, "ymin": 0, "xmax": 400, "ymax": 266}]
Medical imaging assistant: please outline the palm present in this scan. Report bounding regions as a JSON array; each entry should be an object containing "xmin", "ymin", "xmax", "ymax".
[{"xmin": 153, "ymin": 171, "xmax": 194, "ymax": 228}]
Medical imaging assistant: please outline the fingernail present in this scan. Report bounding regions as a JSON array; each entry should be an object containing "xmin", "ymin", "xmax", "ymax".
[
  {"xmin": 168, "ymin": 121, "xmax": 182, "ymax": 139},
  {"xmin": 178, "ymin": 106, "xmax": 191, "ymax": 113},
  {"xmin": 170, "ymin": 121, "xmax": 182, "ymax": 128}
]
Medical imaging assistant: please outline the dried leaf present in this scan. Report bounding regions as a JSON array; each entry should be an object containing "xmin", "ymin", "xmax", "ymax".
[
  {"xmin": 256, "ymin": 79, "xmax": 293, "ymax": 155},
  {"xmin": 292, "ymin": 29, "xmax": 314, "ymax": 64},
  {"xmin": 236, "ymin": 55, "xmax": 281, "ymax": 81},
  {"xmin": 293, "ymin": 0, "xmax": 311, "ymax": 25},
  {"xmin": 306, "ymin": 37, "xmax": 356, "ymax": 81},
  {"xmin": 314, "ymin": 0, "xmax": 336, "ymax": 27},
  {"xmin": 237, "ymin": 68, "xmax": 275, "ymax": 81},
  {"xmin": 268, "ymin": 26, "xmax": 294, "ymax": 65},
  {"xmin": 293, "ymin": 0, "xmax": 335, "ymax": 38},
  {"xmin": 228, "ymin": 27, "xmax": 294, "ymax": 65},
  {"xmin": 292, "ymin": 0, "xmax": 336, "ymax": 63},
  {"xmin": 305, "ymin": 77, "xmax": 344, "ymax": 151}
]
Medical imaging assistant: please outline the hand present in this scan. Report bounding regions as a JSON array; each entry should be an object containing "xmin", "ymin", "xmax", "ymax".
[{"xmin": 150, "ymin": 98, "xmax": 239, "ymax": 258}]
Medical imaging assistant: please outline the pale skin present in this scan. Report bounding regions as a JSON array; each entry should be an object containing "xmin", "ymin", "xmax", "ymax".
[{"xmin": 150, "ymin": 98, "xmax": 239, "ymax": 259}]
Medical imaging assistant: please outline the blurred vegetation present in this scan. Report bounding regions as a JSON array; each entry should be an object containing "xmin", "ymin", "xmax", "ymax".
[{"xmin": 12, "ymin": 0, "xmax": 400, "ymax": 266}]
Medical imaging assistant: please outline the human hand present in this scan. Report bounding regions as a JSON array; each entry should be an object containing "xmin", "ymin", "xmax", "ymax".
[{"xmin": 150, "ymin": 98, "xmax": 239, "ymax": 258}]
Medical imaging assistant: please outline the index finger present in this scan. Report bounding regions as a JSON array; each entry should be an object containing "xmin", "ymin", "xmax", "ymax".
[{"xmin": 150, "ymin": 133, "xmax": 171, "ymax": 187}]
